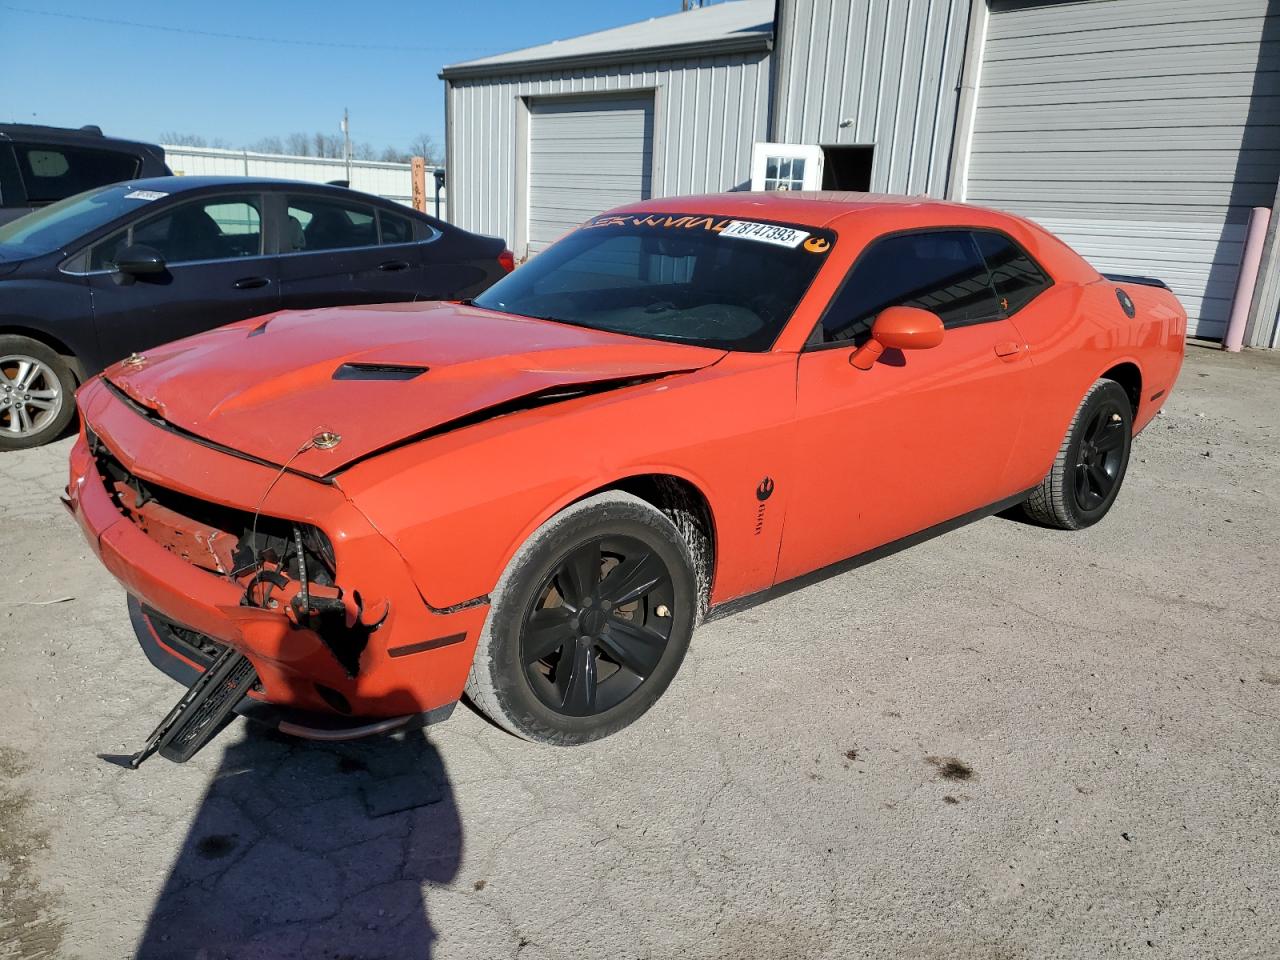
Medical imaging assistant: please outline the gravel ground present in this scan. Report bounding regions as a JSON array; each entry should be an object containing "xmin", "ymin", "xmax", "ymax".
[{"xmin": 1, "ymin": 344, "xmax": 1277, "ymax": 960}]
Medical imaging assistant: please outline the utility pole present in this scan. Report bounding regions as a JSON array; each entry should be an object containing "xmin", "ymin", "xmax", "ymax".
[{"xmin": 341, "ymin": 108, "xmax": 352, "ymax": 184}]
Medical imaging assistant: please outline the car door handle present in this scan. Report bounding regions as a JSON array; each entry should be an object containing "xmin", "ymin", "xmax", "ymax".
[
  {"xmin": 994, "ymin": 341, "xmax": 1024, "ymax": 361},
  {"xmin": 233, "ymin": 276, "xmax": 270, "ymax": 290},
  {"xmin": 378, "ymin": 260, "xmax": 411, "ymax": 272}
]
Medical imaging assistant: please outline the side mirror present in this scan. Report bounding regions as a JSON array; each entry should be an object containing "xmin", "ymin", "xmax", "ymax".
[
  {"xmin": 849, "ymin": 306, "xmax": 944, "ymax": 370},
  {"xmin": 113, "ymin": 244, "xmax": 167, "ymax": 284}
]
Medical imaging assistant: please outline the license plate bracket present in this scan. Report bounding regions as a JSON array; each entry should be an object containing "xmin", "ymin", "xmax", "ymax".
[{"xmin": 127, "ymin": 645, "xmax": 258, "ymax": 767}]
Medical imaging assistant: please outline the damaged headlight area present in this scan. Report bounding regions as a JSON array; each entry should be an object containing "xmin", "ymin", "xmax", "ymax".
[{"xmin": 88, "ymin": 430, "xmax": 383, "ymax": 680}]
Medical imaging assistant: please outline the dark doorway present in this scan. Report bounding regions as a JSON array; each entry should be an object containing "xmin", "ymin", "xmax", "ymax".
[{"xmin": 821, "ymin": 145, "xmax": 874, "ymax": 191}]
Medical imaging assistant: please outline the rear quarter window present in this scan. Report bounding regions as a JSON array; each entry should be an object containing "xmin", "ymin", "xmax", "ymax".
[
  {"xmin": 15, "ymin": 144, "xmax": 142, "ymax": 203},
  {"xmin": 0, "ymin": 145, "xmax": 23, "ymax": 207},
  {"xmin": 972, "ymin": 231, "xmax": 1052, "ymax": 314},
  {"xmin": 379, "ymin": 208, "xmax": 416, "ymax": 245}
]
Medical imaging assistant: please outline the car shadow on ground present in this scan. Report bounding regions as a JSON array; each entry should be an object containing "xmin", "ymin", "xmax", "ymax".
[{"xmin": 133, "ymin": 721, "xmax": 462, "ymax": 960}]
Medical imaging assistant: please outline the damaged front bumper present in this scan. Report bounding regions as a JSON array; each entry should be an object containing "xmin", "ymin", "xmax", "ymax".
[
  {"xmin": 129, "ymin": 598, "xmax": 455, "ymax": 741},
  {"xmin": 67, "ymin": 378, "xmax": 490, "ymax": 740}
]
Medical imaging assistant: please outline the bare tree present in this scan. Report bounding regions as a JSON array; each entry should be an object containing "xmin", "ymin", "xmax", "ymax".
[
  {"xmin": 172, "ymin": 128, "xmax": 438, "ymax": 162},
  {"xmin": 408, "ymin": 133, "xmax": 440, "ymax": 165},
  {"xmin": 312, "ymin": 132, "xmax": 343, "ymax": 158},
  {"xmin": 160, "ymin": 132, "xmax": 207, "ymax": 147},
  {"xmin": 249, "ymin": 135, "xmax": 284, "ymax": 154},
  {"xmin": 284, "ymin": 132, "xmax": 312, "ymax": 157}
]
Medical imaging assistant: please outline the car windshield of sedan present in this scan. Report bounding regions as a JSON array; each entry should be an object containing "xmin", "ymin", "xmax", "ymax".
[
  {"xmin": 473, "ymin": 212, "xmax": 835, "ymax": 351},
  {"xmin": 0, "ymin": 184, "xmax": 159, "ymax": 260}
]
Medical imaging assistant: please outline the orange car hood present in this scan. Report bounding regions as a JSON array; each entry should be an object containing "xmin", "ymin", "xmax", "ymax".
[{"xmin": 102, "ymin": 301, "xmax": 725, "ymax": 477}]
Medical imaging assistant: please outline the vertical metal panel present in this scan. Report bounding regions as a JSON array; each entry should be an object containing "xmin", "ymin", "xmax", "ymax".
[
  {"xmin": 446, "ymin": 49, "xmax": 770, "ymax": 246},
  {"xmin": 160, "ymin": 146, "xmax": 431, "ymax": 207},
  {"xmin": 965, "ymin": 0, "xmax": 1280, "ymax": 341},
  {"xmin": 771, "ymin": 0, "xmax": 971, "ymax": 196}
]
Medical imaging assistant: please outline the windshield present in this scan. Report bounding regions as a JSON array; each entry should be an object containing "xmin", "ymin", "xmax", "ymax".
[
  {"xmin": 473, "ymin": 212, "xmax": 835, "ymax": 351},
  {"xmin": 0, "ymin": 184, "xmax": 161, "ymax": 260}
]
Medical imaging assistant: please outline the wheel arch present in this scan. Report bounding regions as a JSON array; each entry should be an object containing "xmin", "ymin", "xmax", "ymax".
[
  {"xmin": 1097, "ymin": 359, "xmax": 1143, "ymax": 420},
  {"xmin": 488, "ymin": 469, "xmax": 720, "ymax": 614},
  {"xmin": 0, "ymin": 324, "xmax": 87, "ymax": 383},
  {"xmin": 592, "ymin": 473, "xmax": 717, "ymax": 613}
]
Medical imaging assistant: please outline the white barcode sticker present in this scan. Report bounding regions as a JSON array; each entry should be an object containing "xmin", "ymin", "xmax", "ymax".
[
  {"xmin": 719, "ymin": 220, "xmax": 810, "ymax": 248},
  {"xmin": 123, "ymin": 190, "xmax": 168, "ymax": 201}
]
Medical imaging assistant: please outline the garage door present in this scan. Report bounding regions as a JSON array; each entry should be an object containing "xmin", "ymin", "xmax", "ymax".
[
  {"xmin": 526, "ymin": 96, "xmax": 654, "ymax": 255},
  {"xmin": 966, "ymin": 0, "xmax": 1280, "ymax": 339}
]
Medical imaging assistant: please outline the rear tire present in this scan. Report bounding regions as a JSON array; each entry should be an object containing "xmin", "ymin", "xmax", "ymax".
[
  {"xmin": 0, "ymin": 336, "xmax": 77, "ymax": 451},
  {"xmin": 1022, "ymin": 378, "xmax": 1133, "ymax": 530},
  {"xmin": 465, "ymin": 491, "xmax": 697, "ymax": 745}
]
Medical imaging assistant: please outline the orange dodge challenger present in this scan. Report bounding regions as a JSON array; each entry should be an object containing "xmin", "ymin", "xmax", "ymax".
[{"xmin": 66, "ymin": 193, "xmax": 1185, "ymax": 763}]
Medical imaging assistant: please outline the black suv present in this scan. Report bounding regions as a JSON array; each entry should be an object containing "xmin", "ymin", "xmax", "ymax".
[{"xmin": 0, "ymin": 124, "xmax": 171, "ymax": 226}]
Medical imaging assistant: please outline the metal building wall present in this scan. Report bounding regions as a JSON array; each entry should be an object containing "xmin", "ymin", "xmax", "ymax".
[
  {"xmin": 445, "ymin": 51, "xmax": 772, "ymax": 248},
  {"xmin": 963, "ymin": 0, "xmax": 1280, "ymax": 341},
  {"xmin": 770, "ymin": 0, "xmax": 972, "ymax": 196},
  {"xmin": 161, "ymin": 146, "xmax": 436, "ymax": 208}
]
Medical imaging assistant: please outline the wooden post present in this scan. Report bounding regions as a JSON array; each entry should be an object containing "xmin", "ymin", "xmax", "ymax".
[{"xmin": 411, "ymin": 156, "xmax": 426, "ymax": 212}]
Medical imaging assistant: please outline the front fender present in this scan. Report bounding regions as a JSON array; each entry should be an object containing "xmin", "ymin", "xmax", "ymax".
[{"xmin": 339, "ymin": 354, "xmax": 797, "ymax": 610}]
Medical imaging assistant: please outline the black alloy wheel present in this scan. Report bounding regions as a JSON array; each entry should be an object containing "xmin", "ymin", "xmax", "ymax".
[
  {"xmin": 1073, "ymin": 401, "xmax": 1127, "ymax": 511},
  {"xmin": 465, "ymin": 491, "xmax": 699, "ymax": 744},
  {"xmin": 521, "ymin": 535, "xmax": 676, "ymax": 717},
  {"xmin": 1022, "ymin": 377, "xmax": 1134, "ymax": 530}
]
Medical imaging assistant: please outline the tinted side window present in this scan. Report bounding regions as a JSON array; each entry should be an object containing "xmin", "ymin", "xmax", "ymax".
[
  {"xmin": 15, "ymin": 144, "xmax": 141, "ymax": 203},
  {"xmin": 285, "ymin": 196, "xmax": 378, "ymax": 252},
  {"xmin": 0, "ymin": 146, "xmax": 24, "ymax": 207},
  {"xmin": 820, "ymin": 230, "xmax": 1000, "ymax": 344},
  {"xmin": 379, "ymin": 209, "xmax": 415, "ymax": 245},
  {"xmin": 973, "ymin": 231, "xmax": 1051, "ymax": 314},
  {"xmin": 89, "ymin": 195, "xmax": 262, "ymax": 269}
]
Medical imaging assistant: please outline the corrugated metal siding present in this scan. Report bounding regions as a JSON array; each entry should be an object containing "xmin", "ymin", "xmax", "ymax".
[
  {"xmin": 446, "ymin": 50, "xmax": 772, "ymax": 250},
  {"xmin": 966, "ymin": 0, "xmax": 1280, "ymax": 340},
  {"xmin": 162, "ymin": 146, "xmax": 434, "ymax": 207},
  {"xmin": 527, "ymin": 97, "xmax": 654, "ymax": 253},
  {"xmin": 770, "ymin": 0, "xmax": 972, "ymax": 196}
]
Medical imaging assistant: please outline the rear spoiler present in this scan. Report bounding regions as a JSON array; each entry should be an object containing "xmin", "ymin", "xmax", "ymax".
[{"xmin": 1103, "ymin": 273, "xmax": 1169, "ymax": 290}]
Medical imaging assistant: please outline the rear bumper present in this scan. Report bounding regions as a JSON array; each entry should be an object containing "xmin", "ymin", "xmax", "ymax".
[{"xmin": 68, "ymin": 378, "xmax": 490, "ymax": 728}]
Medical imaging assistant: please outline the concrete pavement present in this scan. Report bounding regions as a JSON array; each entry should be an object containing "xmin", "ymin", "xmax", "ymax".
[{"xmin": 1, "ymin": 344, "xmax": 1277, "ymax": 959}]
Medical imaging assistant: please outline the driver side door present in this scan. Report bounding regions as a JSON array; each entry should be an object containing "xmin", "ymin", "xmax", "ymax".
[
  {"xmin": 85, "ymin": 192, "xmax": 279, "ymax": 361},
  {"xmin": 776, "ymin": 229, "xmax": 1032, "ymax": 582}
]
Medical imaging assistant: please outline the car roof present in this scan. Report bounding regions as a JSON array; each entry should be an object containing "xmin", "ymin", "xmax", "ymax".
[
  {"xmin": 111, "ymin": 175, "xmax": 406, "ymax": 206},
  {"xmin": 603, "ymin": 191, "xmax": 984, "ymax": 229},
  {"xmin": 0, "ymin": 123, "xmax": 161, "ymax": 153},
  {"xmin": 596, "ymin": 190, "xmax": 1096, "ymax": 283}
]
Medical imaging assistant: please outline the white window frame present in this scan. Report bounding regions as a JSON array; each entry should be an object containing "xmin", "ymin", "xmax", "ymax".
[{"xmin": 750, "ymin": 143, "xmax": 825, "ymax": 192}]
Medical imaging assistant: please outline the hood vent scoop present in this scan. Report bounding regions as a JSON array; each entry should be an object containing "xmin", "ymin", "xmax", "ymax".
[{"xmin": 333, "ymin": 362, "xmax": 430, "ymax": 382}]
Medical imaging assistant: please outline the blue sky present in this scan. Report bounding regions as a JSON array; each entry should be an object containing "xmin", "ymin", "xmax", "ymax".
[{"xmin": 0, "ymin": 1, "xmax": 676, "ymax": 154}]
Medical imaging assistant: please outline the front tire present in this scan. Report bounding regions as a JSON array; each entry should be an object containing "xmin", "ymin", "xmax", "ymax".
[
  {"xmin": 0, "ymin": 336, "xmax": 77, "ymax": 451},
  {"xmin": 465, "ymin": 491, "xmax": 697, "ymax": 744},
  {"xmin": 1022, "ymin": 378, "xmax": 1133, "ymax": 530}
]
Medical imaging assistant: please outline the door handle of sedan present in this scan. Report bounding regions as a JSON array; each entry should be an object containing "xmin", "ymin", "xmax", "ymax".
[
  {"xmin": 233, "ymin": 276, "xmax": 270, "ymax": 290},
  {"xmin": 378, "ymin": 260, "xmax": 411, "ymax": 272},
  {"xmin": 994, "ymin": 341, "xmax": 1025, "ymax": 361}
]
